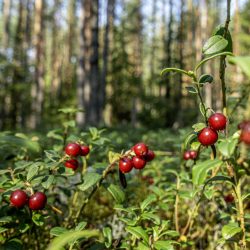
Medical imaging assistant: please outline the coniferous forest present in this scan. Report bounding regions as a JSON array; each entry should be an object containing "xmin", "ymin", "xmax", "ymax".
[{"xmin": 0, "ymin": 0, "xmax": 250, "ymax": 249}]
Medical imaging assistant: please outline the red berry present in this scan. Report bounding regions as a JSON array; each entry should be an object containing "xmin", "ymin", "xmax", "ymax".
[
  {"xmin": 10, "ymin": 190, "xmax": 28, "ymax": 208},
  {"xmin": 133, "ymin": 143, "xmax": 148, "ymax": 157},
  {"xmin": 224, "ymin": 194, "xmax": 234, "ymax": 203},
  {"xmin": 238, "ymin": 120, "xmax": 249, "ymax": 130},
  {"xmin": 132, "ymin": 156, "xmax": 146, "ymax": 169},
  {"xmin": 148, "ymin": 177, "xmax": 154, "ymax": 185},
  {"xmin": 119, "ymin": 157, "xmax": 133, "ymax": 173},
  {"xmin": 64, "ymin": 159, "xmax": 79, "ymax": 170},
  {"xmin": 183, "ymin": 151, "xmax": 191, "ymax": 160},
  {"xmin": 80, "ymin": 145, "xmax": 90, "ymax": 156},
  {"xmin": 189, "ymin": 150, "xmax": 198, "ymax": 160},
  {"xmin": 239, "ymin": 121, "xmax": 250, "ymax": 145},
  {"xmin": 208, "ymin": 113, "xmax": 227, "ymax": 131},
  {"xmin": 65, "ymin": 143, "xmax": 81, "ymax": 157},
  {"xmin": 144, "ymin": 150, "xmax": 155, "ymax": 161},
  {"xmin": 198, "ymin": 127, "xmax": 218, "ymax": 146},
  {"xmin": 29, "ymin": 192, "xmax": 47, "ymax": 210}
]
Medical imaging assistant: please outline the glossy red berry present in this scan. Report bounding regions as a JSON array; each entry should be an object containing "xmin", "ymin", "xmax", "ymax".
[
  {"xmin": 119, "ymin": 157, "xmax": 133, "ymax": 173},
  {"xmin": 133, "ymin": 143, "xmax": 148, "ymax": 157},
  {"xmin": 80, "ymin": 145, "xmax": 90, "ymax": 156},
  {"xmin": 239, "ymin": 121, "xmax": 250, "ymax": 145},
  {"xmin": 144, "ymin": 150, "xmax": 155, "ymax": 162},
  {"xmin": 183, "ymin": 151, "xmax": 191, "ymax": 160},
  {"xmin": 189, "ymin": 150, "xmax": 198, "ymax": 160},
  {"xmin": 29, "ymin": 192, "xmax": 47, "ymax": 210},
  {"xmin": 198, "ymin": 127, "xmax": 218, "ymax": 146},
  {"xmin": 208, "ymin": 113, "xmax": 227, "ymax": 131},
  {"xmin": 64, "ymin": 159, "xmax": 79, "ymax": 170},
  {"xmin": 10, "ymin": 190, "xmax": 28, "ymax": 208},
  {"xmin": 65, "ymin": 143, "xmax": 81, "ymax": 157},
  {"xmin": 224, "ymin": 194, "xmax": 234, "ymax": 203},
  {"xmin": 132, "ymin": 156, "xmax": 146, "ymax": 169}
]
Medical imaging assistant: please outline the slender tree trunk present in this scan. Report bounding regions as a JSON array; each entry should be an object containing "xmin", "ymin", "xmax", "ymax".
[
  {"xmin": 30, "ymin": 0, "xmax": 45, "ymax": 129},
  {"xmin": 149, "ymin": 0, "xmax": 157, "ymax": 96},
  {"xmin": 99, "ymin": 0, "xmax": 115, "ymax": 124}
]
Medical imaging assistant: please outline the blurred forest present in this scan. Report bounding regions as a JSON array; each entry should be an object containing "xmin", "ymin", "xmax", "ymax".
[{"xmin": 0, "ymin": 0, "xmax": 249, "ymax": 131}]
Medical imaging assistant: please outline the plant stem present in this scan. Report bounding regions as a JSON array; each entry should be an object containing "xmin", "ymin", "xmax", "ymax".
[
  {"xmin": 174, "ymin": 175, "xmax": 180, "ymax": 233},
  {"xmin": 235, "ymin": 178, "xmax": 246, "ymax": 249},
  {"xmin": 219, "ymin": 0, "xmax": 231, "ymax": 117}
]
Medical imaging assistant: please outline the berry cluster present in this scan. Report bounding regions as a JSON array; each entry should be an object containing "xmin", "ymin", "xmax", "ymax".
[
  {"xmin": 64, "ymin": 142, "xmax": 90, "ymax": 170},
  {"xmin": 10, "ymin": 190, "xmax": 47, "ymax": 210},
  {"xmin": 238, "ymin": 120, "xmax": 250, "ymax": 145},
  {"xmin": 198, "ymin": 113, "xmax": 227, "ymax": 146},
  {"xmin": 119, "ymin": 143, "xmax": 155, "ymax": 173},
  {"xmin": 183, "ymin": 150, "xmax": 197, "ymax": 161}
]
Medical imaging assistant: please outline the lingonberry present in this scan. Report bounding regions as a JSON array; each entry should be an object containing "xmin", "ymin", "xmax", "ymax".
[
  {"xmin": 119, "ymin": 157, "xmax": 133, "ymax": 173},
  {"xmin": 133, "ymin": 143, "xmax": 148, "ymax": 157},
  {"xmin": 208, "ymin": 113, "xmax": 227, "ymax": 131},
  {"xmin": 65, "ymin": 143, "xmax": 81, "ymax": 157},
  {"xmin": 189, "ymin": 150, "xmax": 198, "ymax": 160},
  {"xmin": 224, "ymin": 194, "xmax": 234, "ymax": 203},
  {"xmin": 132, "ymin": 156, "xmax": 146, "ymax": 169},
  {"xmin": 64, "ymin": 159, "xmax": 79, "ymax": 170},
  {"xmin": 239, "ymin": 121, "xmax": 250, "ymax": 145},
  {"xmin": 29, "ymin": 192, "xmax": 47, "ymax": 210},
  {"xmin": 10, "ymin": 190, "xmax": 28, "ymax": 208},
  {"xmin": 183, "ymin": 151, "xmax": 191, "ymax": 160},
  {"xmin": 198, "ymin": 127, "xmax": 218, "ymax": 146},
  {"xmin": 80, "ymin": 145, "xmax": 90, "ymax": 156},
  {"xmin": 238, "ymin": 120, "xmax": 249, "ymax": 130},
  {"xmin": 144, "ymin": 150, "xmax": 155, "ymax": 161}
]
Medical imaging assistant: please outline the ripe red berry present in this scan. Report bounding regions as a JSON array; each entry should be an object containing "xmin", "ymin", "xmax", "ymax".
[
  {"xmin": 144, "ymin": 150, "xmax": 155, "ymax": 162},
  {"xmin": 183, "ymin": 151, "xmax": 191, "ymax": 160},
  {"xmin": 29, "ymin": 192, "xmax": 47, "ymax": 210},
  {"xmin": 198, "ymin": 127, "xmax": 218, "ymax": 146},
  {"xmin": 133, "ymin": 143, "xmax": 148, "ymax": 157},
  {"xmin": 119, "ymin": 157, "xmax": 133, "ymax": 173},
  {"xmin": 238, "ymin": 120, "xmax": 249, "ymax": 130},
  {"xmin": 80, "ymin": 145, "xmax": 90, "ymax": 156},
  {"xmin": 148, "ymin": 177, "xmax": 154, "ymax": 185},
  {"xmin": 65, "ymin": 143, "xmax": 81, "ymax": 157},
  {"xmin": 239, "ymin": 121, "xmax": 250, "ymax": 145},
  {"xmin": 132, "ymin": 156, "xmax": 146, "ymax": 169},
  {"xmin": 189, "ymin": 150, "xmax": 198, "ymax": 160},
  {"xmin": 64, "ymin": 159, "xmax": 79, "ymax": 170},
  {"xmin": 208, "ymin": 113, "xmax": 227, "ymax": 131},
  {"xmin": 224, "ymin": 194, "xmax": 234, "ymax": 203},
  {"xmin": 10, "ymin": 190, "xmax": 28, "ymax": 208}
]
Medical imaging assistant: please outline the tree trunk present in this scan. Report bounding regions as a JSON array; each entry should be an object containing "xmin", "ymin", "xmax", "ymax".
[
  {"xmin": 99, "ymin": 0, "xmax": 115, "ymax": 124},
  {"xmin": 77, "ymin": 0, "xmax": 99, "ymax": 126},
  {"xmin": 30, "ymin": 0, "xmax": 45, "ymax": 129}
]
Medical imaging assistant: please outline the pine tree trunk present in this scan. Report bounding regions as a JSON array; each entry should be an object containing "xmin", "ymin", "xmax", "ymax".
[
  {"xmin": 99, "ymin": 0, "xmax": 115, "ymax": 123},
  {"xmin": 30, "ymin": 0, "xmax": 45, "ymax": 128}
]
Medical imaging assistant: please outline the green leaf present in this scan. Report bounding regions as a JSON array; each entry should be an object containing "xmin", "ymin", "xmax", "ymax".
[
  {"xmin": 154, "ymin": 241, "xmax": 174, "ymax": 250},
  {"xmin": 19, "ymin": 223, "xmax": 30, "ymax": 233},
  {"xmin": 42, "ymin": 175, "xmax": 55, "ymax": 189},
  {"xmin": 218, "ymin": 138, "xmax": 238, "ymax": 158},
  {"xmin": 27, "ymin": 164, "xmax": 39, "ymax": 181},
  {"xmin": 199, "ymin": 102, "xmax": 206, "ymax": 118},
  {"xmin": 199, "ymin": 74, "xmax": 213, "ymax": 84},
  {"xmin": 141, "ymin": 212, "xmax": 161, "ymax": 225},
  {"xmin": 1, "ymin": 239, "xmax": 23, "ymax": 250},
  {"xmin": 0, "ymin": 227, "xmax": 8, "ymax": 233},
  {"xmin": 78, "ymin": 172, "xmax": 101, "ymax": 191},
  {"xmin": 50, "ymin": 227, "xmax": 69, "ymax": 236},
  {"xmin": 47, "ymin": 230, "xmax": 100, "ymax": 250},
  {"xmin": 126, "ymin": 226, "xmax": 149, "ymax": 245},
  {"xmin": 222, "ymin": 223, "xmax": 242, "ymax": 240},
  {"xmin": 192, "ymin": 123, "xmax": 206, "ymax": 132},
  {"xmin": 192, "ymin": 159, "xmax": 223, "ymax": 185},
  {"xmin": 164, "ymin": 230, "xmax": 180, "ymax": 237},
  {"xmin": 229, "ymin": 56, "xmax": 250, "ymax": 78},
  {"xmin": 103, "ymin": 227, "xmax": 112, "ymax": 248},
  {"xmin": 140, "ymin": 194, "xmax": 157, "ymax": 211},
  {"xmin": 44, "ymin": 150, "xmax": 61, "ymax": 162},
  {"xmin": 108, "ymin": 151, "xmax": 121, "ymax": 164},
  {"xmin": 0, "ymin": 216, "xmax": 12, "ymax": 223},
  {"xmin": 184, "ymin": 133, "xmax": 197, "ymax": 149},
  {"xmin": 58, "ymin": 108, "xmax": 82, "ymax": 114},
  {"xmin": 195, "ymin": 52, "xmax": 233, "ymax": 72},
  {"xmin": 214, "ymin": 26, "xmax": 233, "ymax": 53},
  {"xmin": 107, "ymin": 184, "xmax": 125, "ymax": 204},
  {"xmin": 75, "ymin": 221, "xmax": 87, "ymax": 231},
  {"xmin": 203, "ymin": 35, "xmax": 228, "ymax": 55},
  {"xmin": 32, "ymin": 213, "xmax": 44, "ymax": 226},
  {"xmin": 185, "ymin": 86, "xmax": 197, "ymax": 94}
]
